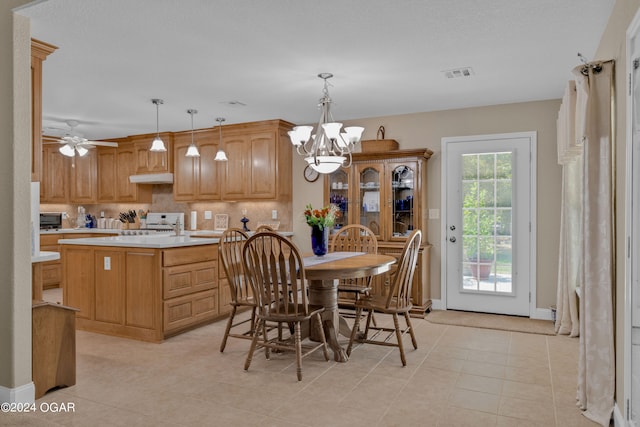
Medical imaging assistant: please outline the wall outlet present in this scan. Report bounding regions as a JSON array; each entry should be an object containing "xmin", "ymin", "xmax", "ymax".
[
  {"xmin": 104, "ymin": 256, "xmax": 111, "ymax": 271},
  {"xmin": 62, "ymin": 212, "xmax": 68, "ymax": 219},
  {"xmin": 272, "ymin": 210, "xmax": 278, "ymax": 220},
  {"xmin": 204, "ymin": 211, "xmax": 212, "ymax": 220}
]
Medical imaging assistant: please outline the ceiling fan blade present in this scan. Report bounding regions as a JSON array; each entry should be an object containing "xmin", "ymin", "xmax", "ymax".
[{"xmin": 86, "ymin": 141, "xmax": 119, "ymax": 147}]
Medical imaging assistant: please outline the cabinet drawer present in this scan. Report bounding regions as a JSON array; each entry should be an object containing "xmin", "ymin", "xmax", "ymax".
[
  {"xmin": 41, "ymin": 263, "xmax": 62, "ymax": 287},
  {"xmin": 163, "ymin": 261, "xmax": 217, "ymax": 299},
  {"xmin": 162, "ymin": 245, "xmax": 217, "ymax": 267},
  {"xmin": 40, "ymin": 234, "xmax": 61, "ymax": 246},
  {"xmin": 163, "ymin": 289, "xmax": 218, "ymax": 333}
]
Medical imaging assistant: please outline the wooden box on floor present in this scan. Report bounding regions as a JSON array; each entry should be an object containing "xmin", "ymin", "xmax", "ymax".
[{"xmin": 32, "ymin": 301, "xmax": 78, "ymax": 399}]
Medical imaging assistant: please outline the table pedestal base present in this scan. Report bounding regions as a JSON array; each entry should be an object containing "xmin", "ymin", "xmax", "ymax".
[{"xmin": 308, "ymin": 278, "xmax": 349, "ymax": 362}]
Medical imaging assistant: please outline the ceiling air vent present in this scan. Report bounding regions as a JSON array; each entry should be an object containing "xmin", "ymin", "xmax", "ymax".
[{"xmin": 442, "ymin": 67, "xmax": 475, "ymax": 79}]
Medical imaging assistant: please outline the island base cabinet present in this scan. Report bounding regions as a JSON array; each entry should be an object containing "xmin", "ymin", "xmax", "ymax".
[
  {"xmin": 62, "ymin": 243, "xmax": 222, "ymax": 342},
  {"xmin": 163, "ymin": 289, "xmax": 218, "ymax": 335}
]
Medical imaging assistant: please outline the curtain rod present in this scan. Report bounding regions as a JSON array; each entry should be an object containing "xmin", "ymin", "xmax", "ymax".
[{"xmin": 577, "ymin": 53, "xmax": 614, "ymax": 76}]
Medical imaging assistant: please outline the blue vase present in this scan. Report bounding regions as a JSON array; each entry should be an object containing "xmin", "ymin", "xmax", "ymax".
[{"xmin": 310, "ymin": 225, "xmax": 329, "ymax": 256}]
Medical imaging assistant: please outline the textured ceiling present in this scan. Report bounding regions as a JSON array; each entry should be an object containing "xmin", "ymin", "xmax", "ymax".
[{"xmin": 18, "ymin": 0, "xmax": 614, "ymax": 140}]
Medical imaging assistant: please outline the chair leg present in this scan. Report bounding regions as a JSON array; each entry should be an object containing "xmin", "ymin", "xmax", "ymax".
[
  {"xmin": 219, "ymin": 305, "xmax": 237, "ymax": 352},
  {"xmin": 392, "ymin": 313, "xmax": 406, "ymax": 366},
  {"xmin": 244, "ymin": 318, "xmax": 263, "ymax": 371},
  {"xmin": 315, "ymin": 314, "xmax": 330, "ymax": 361},
  {"xmin": 263, "ymin": 319, "xmax": 271, "ymax": 360},
  {"xmin": 347, "ymin": 307, "xmax": 363, "ymax": 356},
  {"xmin": 294, "ymin": 321, "xmax": 303, "ymax": 381},
  {"xmin": 404, "ymin": 312, "xmax": 417, "ymax": 349}
]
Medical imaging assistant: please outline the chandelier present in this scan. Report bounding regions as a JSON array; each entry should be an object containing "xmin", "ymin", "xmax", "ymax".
[{"xmin": 288, "ymin": 73, "xmax": 363, "ymax": 174}]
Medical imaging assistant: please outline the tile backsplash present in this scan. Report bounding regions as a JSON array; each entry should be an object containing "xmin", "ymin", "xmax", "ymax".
[{"xmin": 41, "ymin": 184, "xmax": 293, "ymax": 231}]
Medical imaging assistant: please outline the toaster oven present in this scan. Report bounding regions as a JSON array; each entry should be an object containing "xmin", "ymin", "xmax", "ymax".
[{"xmin": 40, "ymin": 212, "xmax": 63, "ymax": 230}]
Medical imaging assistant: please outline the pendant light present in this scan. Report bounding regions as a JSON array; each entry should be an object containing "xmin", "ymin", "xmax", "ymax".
[
  {"xmin": 149, "ymin": 98, "xmax": 166, "ymax": 152},
  {"xmin": 185, "ymin": 109, "xmax": 200, "ymax": 157},
  {"xmin": 214, "ymin": 117, "xmax": 228, "ymax": 161}
]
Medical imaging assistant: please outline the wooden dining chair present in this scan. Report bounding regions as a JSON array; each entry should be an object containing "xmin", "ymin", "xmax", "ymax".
[
  {"xmin": 218, "ymin": 228, "xmax": 255, "ymax": 352},
  {"xmin": 255, "ymin": 224, "xmax": 274, "ymax": 232},
  {"xmin": 242, "ymin": 232, "xmax": 329, "ymax": 381},
  {"xmin": 346, "ymin": 229, "xmax": 422, "ymax": 366},
  {"xmin": 330, "ymin": 224, "xmax": 378, "ymax": 308}
]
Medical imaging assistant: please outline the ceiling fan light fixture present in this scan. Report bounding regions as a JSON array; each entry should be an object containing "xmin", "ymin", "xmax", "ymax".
[
  {"xmin": 59, "ymin": 143, "xmax": 75, "ymax": 157},
  {"xmin": 75, "ymin": 146, "xmax": 89, "ymax": 156},
  {"xmin": 149, "ymin": 98, "xmax": 167, "ymax": 152},
  {"xmin": 185, "ymin": 109, "xmax": 200, "ymax": 157}
]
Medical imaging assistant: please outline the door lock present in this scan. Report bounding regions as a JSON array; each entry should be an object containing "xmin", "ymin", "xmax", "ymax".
[
  {"xmin": 449, "ymin": 236, "xmax": 456, "ymax": 243},
  {"xmin": 449, "ymin": 225, "xmax": 456, "ymax": 231}
]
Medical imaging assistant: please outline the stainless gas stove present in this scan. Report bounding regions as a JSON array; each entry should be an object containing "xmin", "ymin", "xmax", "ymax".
[{"xmin": 143, "ymin": 212, "xmax": 185, "ymax": 232}]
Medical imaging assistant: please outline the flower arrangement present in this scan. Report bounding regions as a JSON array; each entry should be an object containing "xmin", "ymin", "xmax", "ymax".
[{"xmin": 303, "ymin": 204, "xmax": 339, "ymax": 230}]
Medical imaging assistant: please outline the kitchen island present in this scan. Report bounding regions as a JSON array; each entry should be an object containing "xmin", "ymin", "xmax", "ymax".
[{"xmin": 59, "ymin": 234, "xmax": 222, "ymax": 342}]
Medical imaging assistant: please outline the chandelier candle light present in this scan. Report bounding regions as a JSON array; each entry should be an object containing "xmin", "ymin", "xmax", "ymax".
[
  {"xmin": 288, "ymin": 73, "xmax": 364, "ymax": 174},
  {"xmin": 149, "ymin": 98, "xmax": 166, "ymax": 152}
]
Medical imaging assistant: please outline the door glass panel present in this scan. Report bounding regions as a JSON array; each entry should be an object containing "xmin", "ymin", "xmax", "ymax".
[
  {"xmin": 328, "ymin": 170, "xmax": 349, "ymax": 230},
  {"xmin": 359, "ymin": 167, "xmax": 380, "ymax": 235},
  {"xmin": 462, "ymin": 152, "xmax": 513, "ymax": 294},
  {"xmin": 392, "ymin": 165, "xmax": 415, "ymax": 237}
]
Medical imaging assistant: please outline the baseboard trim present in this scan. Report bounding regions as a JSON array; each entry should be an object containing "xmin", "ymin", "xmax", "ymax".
[
  {"xmin": 0, "ymin": 382, "xmax": 35, "ymax": 404},
  {"xmin": 613, "ymin": 401, "xmax": 625, "ymax": 426},
  {"xmin": 427, "ymin": 301, "xmax": 553, "ymax": 321}
]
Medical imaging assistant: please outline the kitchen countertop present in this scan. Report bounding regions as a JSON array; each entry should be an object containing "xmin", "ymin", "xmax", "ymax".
[
  {"xmin": 57, "ymin": 231, "xmax": 293, "ymax": 249},
  {"xmin": 41, "ymin": 228, "xmax": 121, "ymax": 234},
  {"xmin": 32, "ymin": 251, "xmax": 60, "ymax": 263}
]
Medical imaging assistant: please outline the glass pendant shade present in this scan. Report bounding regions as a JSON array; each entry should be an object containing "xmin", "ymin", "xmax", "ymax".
[
  {"xmin": 75, "ymin": 146, "xmax": 89, "ymax": 156},
  {"xmin": 185, "ymin": 144, "xmax": 200, "ymax": 157},
  {"xmin": 150, "ymin": 136, "xmax": 166, "ymax": 152},
  {"xmin": 321, "ymin": 122, "xmax": 342, "ymax": 139},
  {"xmin": 305, "ymin": 156, "xmax": 345, "ymax": 174},
  {"xmin": 59, "ymin": 144, "xmax": 75, "ymax": 157},
  {"xmin": 214, "ymin": 149, "xmax": 228, "ymax": 161}
]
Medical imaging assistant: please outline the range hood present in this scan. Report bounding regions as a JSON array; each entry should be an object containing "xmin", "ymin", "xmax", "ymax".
[{"xmin": 129, "ymin": 173, "xmax": 174, "ymax": 184}]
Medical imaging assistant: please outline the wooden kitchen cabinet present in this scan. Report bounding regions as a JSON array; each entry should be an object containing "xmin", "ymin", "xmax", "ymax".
[
  {"xmin": 220, "ymin": 120, "xmax": 294, "ymax": 201},
  {"xmin": 69, "ymin": 148, "xmax": 97, "ymax": 203},
  {"xmin": 31, "ymin": 39, "xmax": 57, "ymax": 182},
  {"xmin": 61, "ymin": 243, "xmax": 220, "ymax": 342},
  {"xmin": 97, "ymin": 142, "xmax": 151, "ymax": 203},
  {"xmin": 325, "ymin": 148, "xmax": 434, "ymax": 316},
  {"xmin": 173, "ymin": 129, "xmax": 222, "ymax": 201},
  {"xmin": 131, "ymin": 132, "xmax": 173, "ymax": 174},
  {"xmin": 41, "ymin": 140, "xmax": 70, "ymax": 203},
  {"xmin": 172, "ymin": 119, "xmax": 293, "ymax": 202}
]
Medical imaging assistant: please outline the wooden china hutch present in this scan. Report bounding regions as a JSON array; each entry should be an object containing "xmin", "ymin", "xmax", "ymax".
[{"xmin": 324, "ymin": 148, "xmax": 433, "ymax": 317}]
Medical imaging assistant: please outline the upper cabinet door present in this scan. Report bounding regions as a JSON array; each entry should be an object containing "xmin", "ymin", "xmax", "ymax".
[
  {"xmin": 97, "ymin": 147, "xmax": 117, "ymax": 202},
  {"xmin": 69, "ymin": 149, "xmax": 97, "ymax": 203},
  {"xmin": 326, "ymin": 169, "xmax": 350, "ymax": 228},
  {"xmin": 221, "ymin": 134, "xmax": 248, "ymax": 200},
  {"xmin": 355, "ymin": 163, "xmax": 384, "ymax": 239},
  {"xmin": 197, "ymin": 140, "xmax": 222, "ymax": 200},
  {"xmin": 389, "ymin": 161, "xmax": 419, "ymax": 242},
  {"xmin": 41, "ymin": 142, "xmax": 69, "ymax": 203},
  {"xmin": 248, "ymin": 131, "xmax": 277, "ymax": 199}
]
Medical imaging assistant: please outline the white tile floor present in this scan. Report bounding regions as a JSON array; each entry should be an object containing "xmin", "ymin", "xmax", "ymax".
[{"xmin": 6, "ymin": 290, "xmax": 600, "ymax": 427}]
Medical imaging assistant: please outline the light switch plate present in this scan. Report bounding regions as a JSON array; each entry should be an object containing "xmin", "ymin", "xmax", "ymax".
[
  {"xmin": 204, "ymin": 211, "xmax": 212, "ymax": 220},
  {"xmin": 272, "ymin": 210, "xmax": 278, "ymax": 220},
  {"xmin": 104, "ymin": 257, "xmax": 111, "ymax": 270}
]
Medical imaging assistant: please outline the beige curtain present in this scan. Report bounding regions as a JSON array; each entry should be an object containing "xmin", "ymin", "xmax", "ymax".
[
  {"xmin": 573, "ymin": 60, "xmax": 615, "ymax": 427},
  {"xmin": 556, "ymin": 80, "xmax": 581, "ymax": 337}
]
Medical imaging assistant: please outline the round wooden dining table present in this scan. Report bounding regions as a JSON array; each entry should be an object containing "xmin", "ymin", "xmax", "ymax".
[{"xmin": 303, "ymin": 252, "xmax": 397, "ymax": 362}]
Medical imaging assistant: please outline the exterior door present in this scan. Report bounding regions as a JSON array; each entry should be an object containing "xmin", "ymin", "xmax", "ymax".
[{"xmin": 442, "ymin": 132, "xmax": 535, "ymax": 316}]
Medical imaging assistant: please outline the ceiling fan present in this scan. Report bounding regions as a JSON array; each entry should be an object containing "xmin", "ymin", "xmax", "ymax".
[{"xmin": 56, "ymin": 120, "xmax": 118, "ymax": 157}]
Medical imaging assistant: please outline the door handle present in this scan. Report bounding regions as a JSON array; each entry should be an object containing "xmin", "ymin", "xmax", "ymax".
[{"xmin": 449, "ymin": 236, "xmax": 456, "ymax": 243}]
